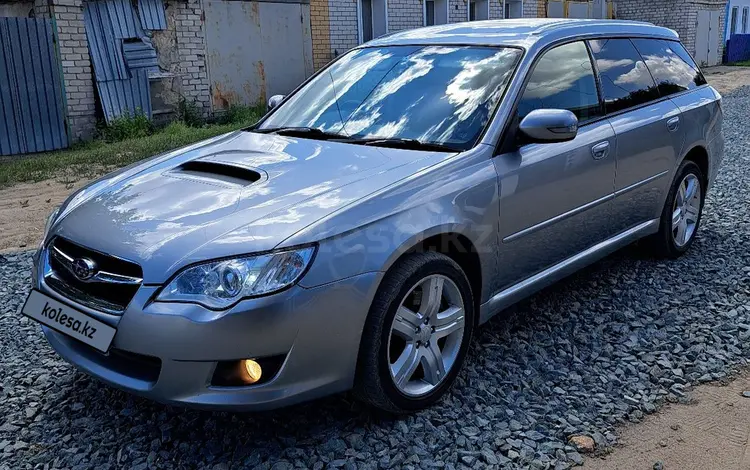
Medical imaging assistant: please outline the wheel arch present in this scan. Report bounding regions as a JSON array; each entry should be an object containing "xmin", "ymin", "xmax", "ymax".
[
  {"xmin": 680, "ymin": 145, "xmax": 709, "ymax": 189},
  {"xmin": 383, "ymin": 229, "xmax": 484, "ymax": 326}
]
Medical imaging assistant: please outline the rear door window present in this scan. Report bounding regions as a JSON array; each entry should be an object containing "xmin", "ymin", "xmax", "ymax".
[
  {"xmin": 631, "ymin": 38, "xmax": 706, "ymax": 96},
  {"xmin": 517, "ymin": 41, "xmax": 603, "ymax": 122},
  {"xmin": 588, "ymin": 38, "xmax": 659, "ymax": 114}
]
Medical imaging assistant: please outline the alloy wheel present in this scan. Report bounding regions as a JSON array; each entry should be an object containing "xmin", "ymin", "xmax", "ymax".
[
  {"xmin": 671, "ymin": 173, "xmax": 702, "ymax": 247},
  {"xmin": 387, "ymin": 274, "xmax": 466, "ymax": 397}
]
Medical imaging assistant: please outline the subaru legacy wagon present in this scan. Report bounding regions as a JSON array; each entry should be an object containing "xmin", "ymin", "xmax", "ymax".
[{"xmin": 24, "ymin": 19, "xmax": 723, "ymax": 412}]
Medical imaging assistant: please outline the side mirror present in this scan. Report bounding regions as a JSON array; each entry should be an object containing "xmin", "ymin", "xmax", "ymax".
[
  {"xmin": 267, "ymin": 94, "xmax": 285, "ymax": 111},
  {"xmin": 518, "ymin": 109, "xmax": 578, "ymax": 143}
]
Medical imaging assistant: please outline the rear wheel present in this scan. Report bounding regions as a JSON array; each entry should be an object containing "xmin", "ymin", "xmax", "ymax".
[
  {"xmin": 652, "ymin": 160, "xmax": 704, "ymax": 258},
  {"xmin": 354, "ymin": 252, "xmax": 475, "ymax": 413}
]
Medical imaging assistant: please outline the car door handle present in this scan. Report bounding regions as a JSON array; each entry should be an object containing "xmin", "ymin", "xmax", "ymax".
[
  {"xmin": 591, "ymin": 141, "xmax": 610, "ymax": 160},
  {"xmin": 667, "ymin": 116, "xmax": 680, "ymax": 132}
]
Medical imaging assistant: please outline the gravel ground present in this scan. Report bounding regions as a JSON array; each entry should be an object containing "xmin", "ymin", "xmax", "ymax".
[{"xmin": 1, "ymin": 88, "xmax": 749, "ymax": 470}]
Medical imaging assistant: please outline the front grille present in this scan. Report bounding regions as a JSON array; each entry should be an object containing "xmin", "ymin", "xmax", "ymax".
[{"xmin": 45, "ymin": 237, "xmax": 143, "ymax": 314}]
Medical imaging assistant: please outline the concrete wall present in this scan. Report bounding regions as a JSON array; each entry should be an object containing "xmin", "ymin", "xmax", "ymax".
[{"xmin": 0, "ymin": 1, "xmax": 34, "ymax": 17}]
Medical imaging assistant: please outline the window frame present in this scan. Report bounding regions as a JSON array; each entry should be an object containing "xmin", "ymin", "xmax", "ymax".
[
  {"xmin": 515, "ymin": 40, "xmax": 605, "ymax": 125},
  {"xmin": 496, "ymin": 35, "xmax": 709, "ymax": 155},
  {"xmin": 743, "ymin": 7, "xmax": 749, "ymax": 34},
  {"xmin": 588, "ymin": 37, "xmax": 661, "ymax": 116},
  {"xmin": 731, "ymin": 7, "xmax": 739, "ymax": 36},
  {"xmin": 255, "ymin": 43, "xmax": 527, "ymax": 152},
  {"xmin": 630, "ymin": 37, "xmax": 707, "ymax": 99}
]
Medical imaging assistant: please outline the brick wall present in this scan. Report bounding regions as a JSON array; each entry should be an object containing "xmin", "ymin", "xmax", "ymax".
[
  {"xmin": 173, "ymin": 0, "xmax": 210, "ymax": 113},
  {"xmin": 716, "ymin": 3, "xmax": 727, "ymax": 61},
  {"xmin": 449, "ymin": 0, "xmax": 467, "ymax": 22},
  {"xmin": 311, "ymin": 0, "xmax": 333, "ymax": 69},
  {"xmin": 49, "ymin": 0, "xmax": 97, "ymax": 141},
  {"xmin": 615, "ymin": 0, "xmax": 726, "ymax": 65},
  {"xmin": 525, "ymin": 0, "xmax": 543, "ymax": 17},
  {"xmin": 388, "ymin": 0, "xmax": 423, "ymax": 31},
  {"xmin": 616, "ymin": 0, "xmax": 695, "ymax": 51},
  {"xmin": 33, "ymin": 0, "xmax": 50, "ymax": 17},
  {"xmin": 490, "ymin": 0, "xmax": 503, "ymax": 19},
  {"xmin": 26, "ymin": 0, "xmax": 212, "ymax": 141},
  {"xmin": 328, "ymin": 0, "xmax": 359, "ymax": 58}
]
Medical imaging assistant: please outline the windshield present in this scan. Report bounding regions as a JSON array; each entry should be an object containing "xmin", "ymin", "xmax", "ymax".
[{"xmin": 258, "ymin": 45, "xmax": 522, "ymax": 150}]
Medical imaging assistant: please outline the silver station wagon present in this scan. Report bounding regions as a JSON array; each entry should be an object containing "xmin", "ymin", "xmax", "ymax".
[{"xmin": 25, "ymin": 19, "xmax": 723, "ymax": 412}]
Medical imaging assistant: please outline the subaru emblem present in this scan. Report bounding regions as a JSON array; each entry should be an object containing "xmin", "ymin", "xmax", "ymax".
[{"xmin": 71, "ymin": 257, "xmax": 97, "ymax": 281}]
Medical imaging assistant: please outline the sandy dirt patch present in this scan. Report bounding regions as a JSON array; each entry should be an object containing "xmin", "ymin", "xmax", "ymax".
[
  {"xmin": 0, "ymin": 179, "xmax": 90, "ymax": 253},
  {"xmin": 703, "ymin": 65, "xmax": 750, "ymax": 95},
  {"xmin": 586, "ymin": 374, "xmax": 750, "ymax": 470}
]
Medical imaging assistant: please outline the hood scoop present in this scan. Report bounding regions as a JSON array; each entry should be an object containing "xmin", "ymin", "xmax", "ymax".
[{"xmin": 171, "ymin": 160, "xmax": 265, "ymax": 187}]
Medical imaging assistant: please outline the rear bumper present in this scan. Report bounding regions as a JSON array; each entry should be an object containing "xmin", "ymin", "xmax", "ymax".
[
  {"xmin": 39, "ymin": 270, "xmax": 382, "ymax": 411},
  {"xmin": 707, "ymin": 127, "xmax": 724, "ymax": 190}
]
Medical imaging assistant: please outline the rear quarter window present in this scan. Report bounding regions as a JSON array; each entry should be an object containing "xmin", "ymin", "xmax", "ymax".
[
  {"xmin": 631, "ymin": 38, "xmax": 707, "ymax": 96},
  {"xmin": 588, "ymin": 38, "xmax": 659, "ymax": 114}
]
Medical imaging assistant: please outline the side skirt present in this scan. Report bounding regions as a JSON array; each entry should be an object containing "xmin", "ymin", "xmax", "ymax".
[{"xmin": 478, "ymin": 219, "xmax": 659, "ymax": 324}]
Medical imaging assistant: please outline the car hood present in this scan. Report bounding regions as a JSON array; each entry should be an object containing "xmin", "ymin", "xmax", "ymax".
[{"xmin": 52, "ymin": 131, "xmax": 453, "ymax": 283}]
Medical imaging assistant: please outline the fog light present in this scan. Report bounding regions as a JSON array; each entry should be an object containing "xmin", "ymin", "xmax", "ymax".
[{"xmin": 241, "ymin": 359, "xmax": 262, "ymax": 384}]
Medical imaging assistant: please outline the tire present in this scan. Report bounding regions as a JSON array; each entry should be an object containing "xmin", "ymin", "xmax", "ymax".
[
  {"xmin": 651, "ymin": 160, "xmax": 705, "ymax": 258},
  {"xmin": 353, "ymin": 252, "xmax": 475, "ymax": 413}
]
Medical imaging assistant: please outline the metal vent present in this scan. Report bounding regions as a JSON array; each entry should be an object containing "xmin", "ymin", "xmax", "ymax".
[{"xmin": 176, "ymin": 161, "xmax": 263, "ymax": 185}]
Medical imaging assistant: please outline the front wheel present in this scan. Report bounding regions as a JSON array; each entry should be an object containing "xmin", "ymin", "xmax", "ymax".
[
  {"xmin": 652, "ymin": 160, "xmax": 705, "ymax": 258},
  {"xmin": 354, "ymin": 252, "xmax": 475, "ymax": 413}
]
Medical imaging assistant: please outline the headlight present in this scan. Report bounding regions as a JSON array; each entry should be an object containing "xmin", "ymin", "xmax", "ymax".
[{"xmin": 156, "ymin": 246, "xmax": 316, "ymax": 309}]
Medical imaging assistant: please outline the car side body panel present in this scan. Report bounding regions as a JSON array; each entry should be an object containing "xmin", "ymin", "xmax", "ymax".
[
  {"xmin": 669, "ymin": 86, "xmax": 724, "ymax": 188},
  {"xmin": 492, "ymin": 119, "xmax": 617, "ymax": 291},
  {"xmin": 287, "ymin": 145, "xmax": 502, "ymax": 304},
  {"xmin": 608, "ymin": 99, "xmax": 684, "ymax": 234}
]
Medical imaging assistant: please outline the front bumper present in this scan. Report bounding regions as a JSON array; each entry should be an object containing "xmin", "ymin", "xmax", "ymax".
[{"xmin": 36, "ymin": 261, "xmax": 383, "ymax": 410}]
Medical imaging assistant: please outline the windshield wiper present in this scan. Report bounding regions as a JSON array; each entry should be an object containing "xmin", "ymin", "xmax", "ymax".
[
  {"xmin": 350, "ymin": 138, "xmax": 461, "ymax": 152},
  {"xmin": 252, "ymin": 128, "xmax": 461, "ymax": 152},
  {"xmin": 251, "ymin": 126, "xmax": 347, "ymax": 140}
]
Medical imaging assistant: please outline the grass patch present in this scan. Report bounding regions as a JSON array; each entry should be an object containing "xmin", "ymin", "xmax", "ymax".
[
  {"xmin": 0, "ymin": 106, "xmax": 263, "ymax": 189},
  {"xmin": 727, "ymin": 60, "xmax": 750, "ymax": 66},
  {"xmin": 99, "ymin": 110, "xmax": 153, "ymax": 142}
]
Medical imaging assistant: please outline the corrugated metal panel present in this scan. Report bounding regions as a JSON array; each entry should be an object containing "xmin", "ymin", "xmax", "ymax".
[
  {"xmin": 727, "ymin": 33, "xmax": 750, "ymax": 62},
  {"xmin": 0, "ymin": 17, "xmax": 68, "ymax": 155},
  {"xmin": 84, "ymin": 1, "xmax": 128, "ymax": 81},
  {"xmin": 97, "ymin": 69, "xmax": 152, "ymax": 123},
  {"xmin": 87, "ymin": 0, "xmax": 143, "ymax": 40},
  {"xmin": 138, "ymin": 0, "xmax": 167, "ymax": 30},
  {"xmin": 0, "ymin": 23, "xmax": 23, "ymax": 155},
  {"xmin": 123, "ymin": 38, "xmax": 160, "ymax": 74}
]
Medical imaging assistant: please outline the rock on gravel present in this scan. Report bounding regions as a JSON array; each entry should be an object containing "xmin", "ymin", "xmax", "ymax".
[
  {"xmin": 568, "ymin": 436, "xmax": 595, "ymax": 453},
  {"xmin": 2, "ymin": 88, "xmax": 750, "ymax": 470}
]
